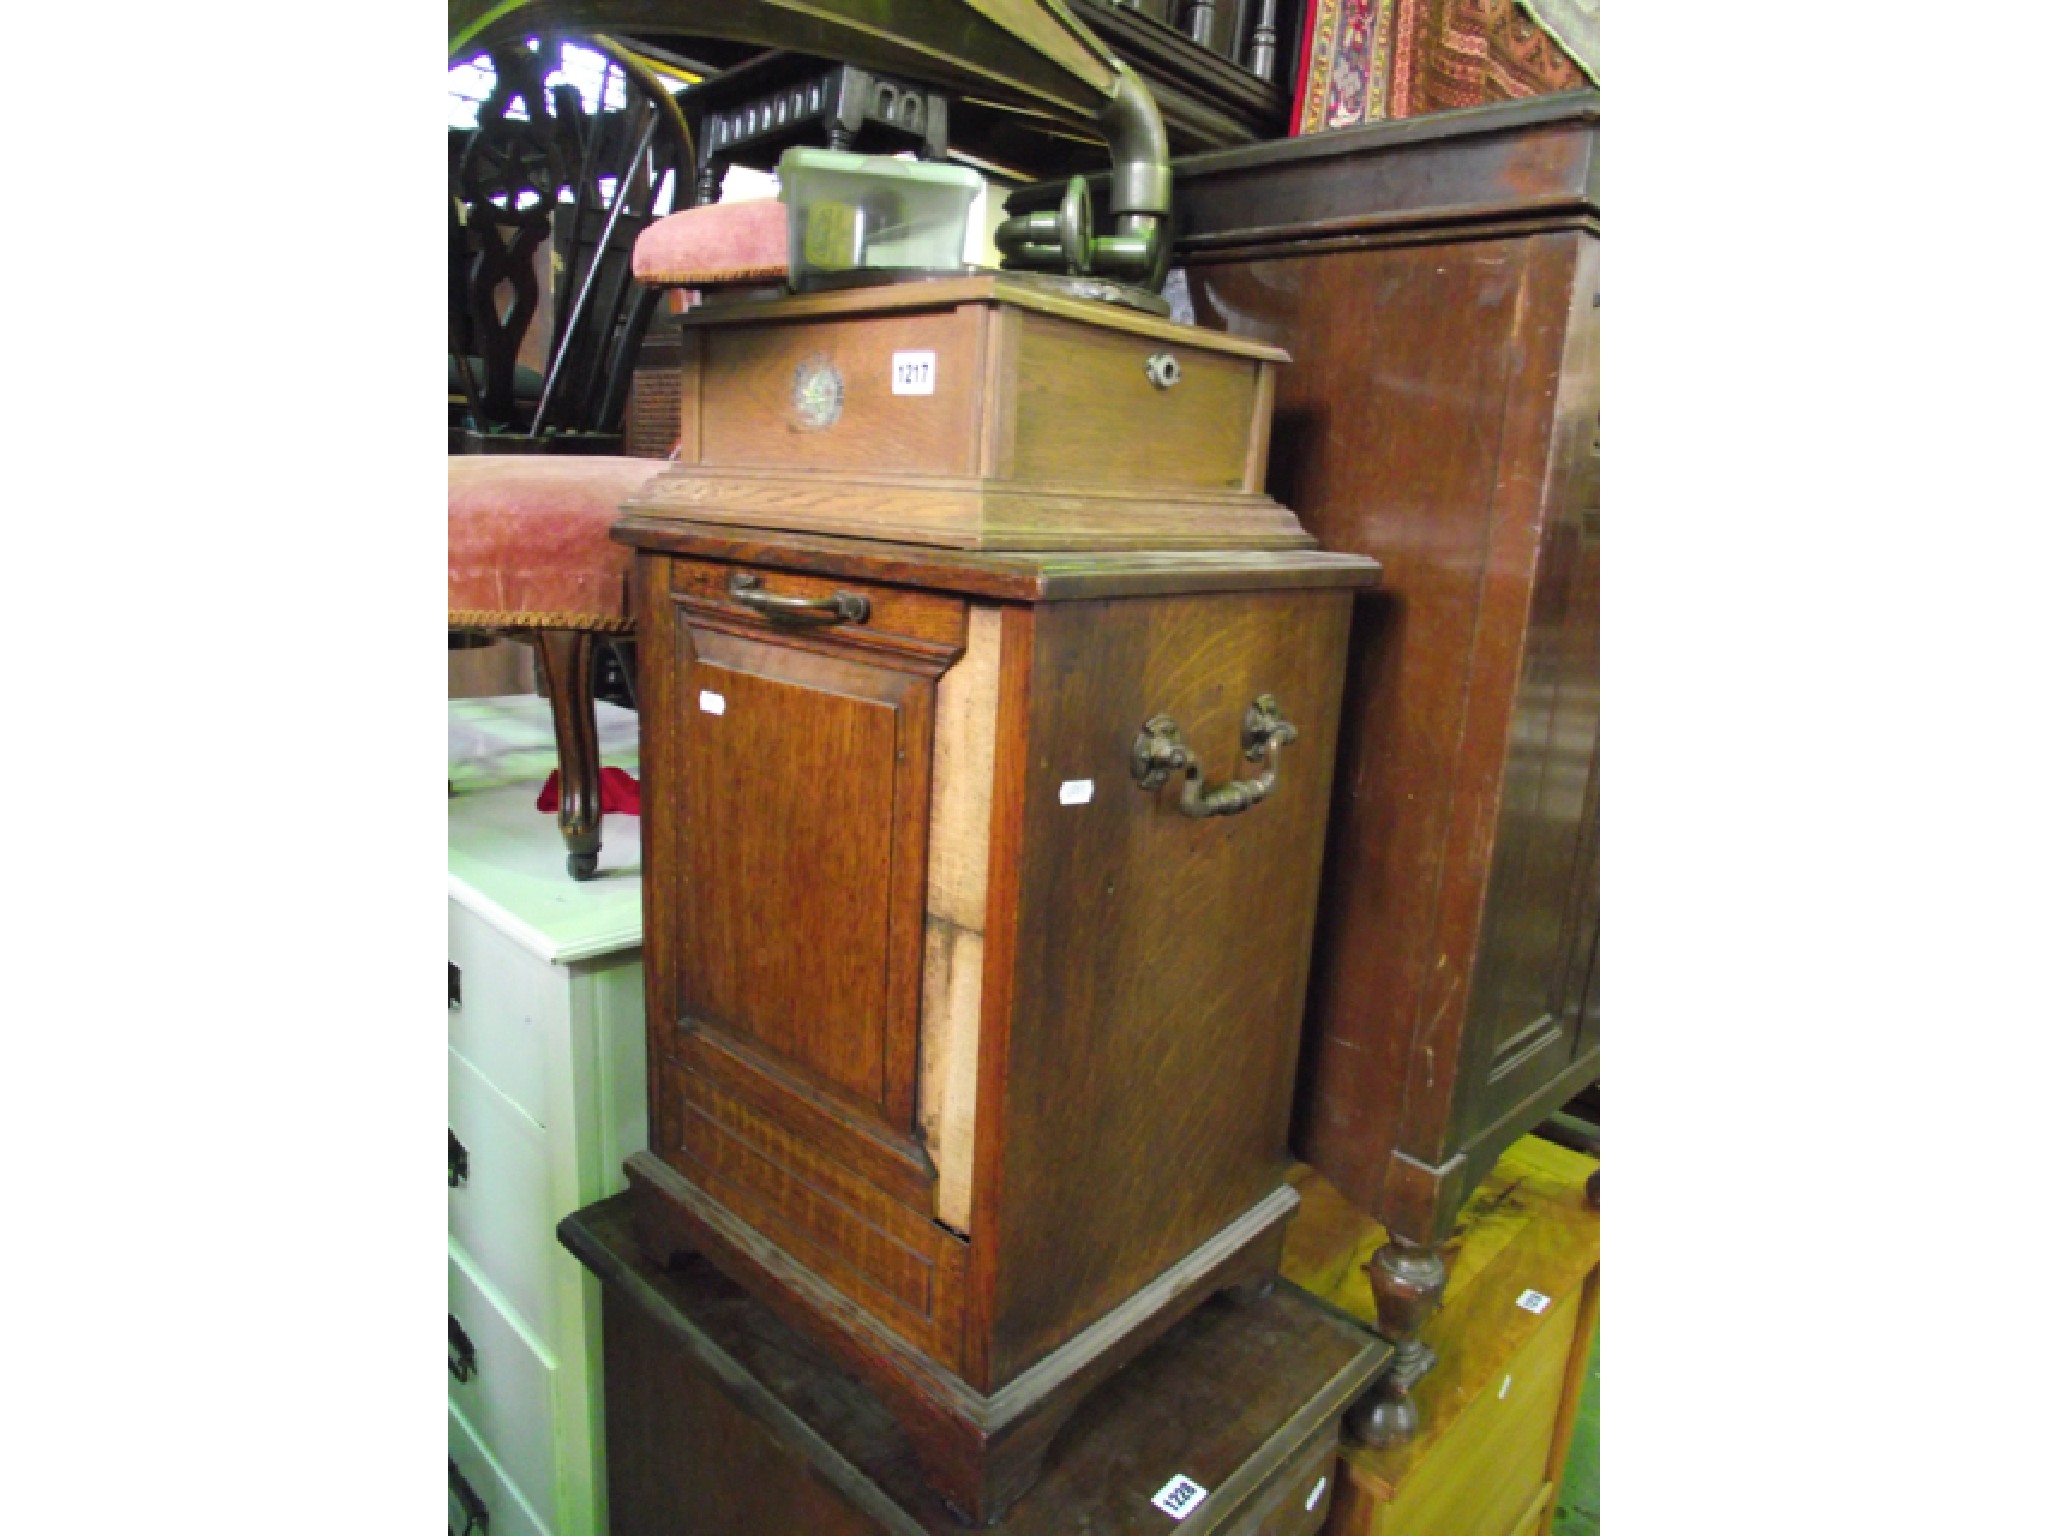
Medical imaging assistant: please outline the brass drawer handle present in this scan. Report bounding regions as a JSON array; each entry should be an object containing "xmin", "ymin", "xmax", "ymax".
[
  {"xmin": 728, "ymin": 571, "xmax": 870, "ymax": 626},
  {"xmin": 1131, "ymin": 695, "xmax": 1297, "ymax": 818},
  {"xmin": 449, "ymin": 1315, "xmax": 477, "ymax": 1383}
]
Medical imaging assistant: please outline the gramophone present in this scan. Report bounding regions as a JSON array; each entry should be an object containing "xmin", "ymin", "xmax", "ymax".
[
  {"xmin": 451, "ymin": 0, "xmax": 1311, "ymax": 550},
  {"xmin": 450, "ymin": 0, "xmax": 1176, "ymax": 307}
]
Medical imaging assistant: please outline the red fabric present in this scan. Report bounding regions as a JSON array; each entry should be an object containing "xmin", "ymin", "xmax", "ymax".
[
  {"xmin": 631, "ymin": 198, "xmax": 788, "ymax": 286},
  {"xmin": 1292, "ymin": 0, "xmax": 1590, "ymax": 134},
  {"xmin": 448, "ymin": 456, "xmax": 665, "ymax": 625},
  {"xmin": 536, "ymin": 766, "xmax": 641, "ymax": 816}
]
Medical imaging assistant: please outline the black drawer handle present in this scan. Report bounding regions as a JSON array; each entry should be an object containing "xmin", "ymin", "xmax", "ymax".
[
  {"xmin": 448, "ymin": 1130, "xmax": 468, "ymax": 1189},
  {"xmin": 448, "ymin": 962, "xmax": 462, "ymax": 1011},
  {"xmin": 449, "ymin": 1315, "xmax": 477, "ymax": 1383},
  {"xmin": 449, "ymin": 1458, "xmax": 489, "ymax": 1535},
  {"xmin": 728, "ymin": 571, "xmax": 870, "ymax": 626}
]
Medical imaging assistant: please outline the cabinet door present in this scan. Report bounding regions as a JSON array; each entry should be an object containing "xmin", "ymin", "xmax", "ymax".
[
  {"xmin": 1452, "ymin": 245, "xmax": 1600, "ymax": 1145},
  {"xmin": 666, "ymin": 567, "xmax": 962, "ymax": 1142}
]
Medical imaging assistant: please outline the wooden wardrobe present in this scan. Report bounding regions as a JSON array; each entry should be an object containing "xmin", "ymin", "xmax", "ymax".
[
  {"xmin": 1157, "ymin": 91, "xmax": 1602, "ymax": 1264},
  {"xmin": 961, "ymin": 95, "xmax": 1609, "ymax": 1366}
]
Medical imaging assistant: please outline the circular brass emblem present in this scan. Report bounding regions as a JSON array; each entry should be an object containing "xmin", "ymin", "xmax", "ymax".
[{"xmin": 790, "ymin": 354, "xmax": 844, "ymax": 431}]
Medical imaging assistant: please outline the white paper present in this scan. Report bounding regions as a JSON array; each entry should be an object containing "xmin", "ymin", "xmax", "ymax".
[
  {"xmin": 1150, "ymin": 1475, "xmax": 1208, "ymax": 1521},
  {"xmin": 892, "ymin": 350, "xmax": 937, "ymax": 395}
]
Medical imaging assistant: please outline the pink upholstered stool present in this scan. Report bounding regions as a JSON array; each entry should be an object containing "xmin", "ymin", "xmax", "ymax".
[
  {"xmin": 447, "ymin": 199, "xmax": 789, "ymax": 879},
  {"xmin": 631, "ymin": 196, "xmax": 787, "ymax": 287},
  {"xmin": 449, "ymin": 456, "xmax": 665, "ymax": 877}
]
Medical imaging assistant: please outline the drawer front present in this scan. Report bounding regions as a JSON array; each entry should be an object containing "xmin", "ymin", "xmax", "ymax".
[
  {"xmin": 451, "ymin": 1399, "xmax": 552, "ymax": 1536},
  {"xmin": 1010, "ymin": 310, "xmax": 1264, "ymax": 493},
  {"xmin": 449, "ymin": 901, "xmax": 555, "ymax": 1128},
  {"xmin": 669, "ymin": 556, "xmax": 968, "ymax": 658},
  {"xmin": 696, "ymin": 305, "xmax": 984, "ymax": 478},
  {"xmin": 449, "ymin": 1046, "xmax": 557, "ymax": 1337},
  {"xmin": 449, "ymin": 1247, "xmax": 561, "ymax": 1529}
]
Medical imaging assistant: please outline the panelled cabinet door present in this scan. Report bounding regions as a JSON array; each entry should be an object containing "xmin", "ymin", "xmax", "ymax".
[
  {"xmin": 664, "ymin": 562, "xmax": 965, "ymax": 1148},
  {"xmin": 1451, "ymin": 336, "xmax": 1600, "ymax": 1141}
]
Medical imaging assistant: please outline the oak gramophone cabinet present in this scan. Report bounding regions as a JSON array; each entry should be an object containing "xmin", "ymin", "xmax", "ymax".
[{"xmin": 611, "ymin": 276, "xmax": 1380, "ymax": 1522}]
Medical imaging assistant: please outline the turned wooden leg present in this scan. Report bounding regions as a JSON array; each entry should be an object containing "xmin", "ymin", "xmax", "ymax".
[
  {"xmin": 1346, "ymin": 1238, "xmax": 1448, "ymax": 1449},
  {"xmin": 533, "ymin": 628, "xmax": 603, "ymax": 880}
]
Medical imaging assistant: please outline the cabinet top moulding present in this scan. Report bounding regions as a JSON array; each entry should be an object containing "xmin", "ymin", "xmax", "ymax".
[
  {"xmin": 610, "ymin": 522, "xmax": 1382, "ymax": 602},
  {"xmin": 1007, "ymin": 90, "xmax": 1599, "ymax": 259}
]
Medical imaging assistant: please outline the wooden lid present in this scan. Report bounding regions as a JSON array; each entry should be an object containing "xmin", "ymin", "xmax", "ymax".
[{"xmin": 683, "ymin": 270, "xmax": 1292, "ymax": 363}]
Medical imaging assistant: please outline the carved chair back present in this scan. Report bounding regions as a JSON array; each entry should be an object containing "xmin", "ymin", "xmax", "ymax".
[{"xmin": 451, "ymin": 35, "xmax": 693, "ymax": 449}]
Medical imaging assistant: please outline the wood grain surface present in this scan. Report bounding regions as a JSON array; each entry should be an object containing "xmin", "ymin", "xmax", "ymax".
[
  {"xmin": 1168, "ymin": 102, "xmax": 1601, "ymax": 1247},
  {"xmin": 987, "ymin": 587, "xmax": 1355, "ymax": 1382},
  {"xmin": 699, "ymin": 306, "xmax": 984, "ymax": 477},
  {"xmin": 1009, "ymin": 311, "xmax": 1262, "ymax": 492}
]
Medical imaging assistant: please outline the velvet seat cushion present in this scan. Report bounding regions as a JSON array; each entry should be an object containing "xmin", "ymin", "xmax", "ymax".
[
  {"xmin": 631, "ymin": 197, "xmax": 788, "ymax": 286},
  {"xmin": 448, "ymin": 456, "xmax": 666, "ymax": 631}
]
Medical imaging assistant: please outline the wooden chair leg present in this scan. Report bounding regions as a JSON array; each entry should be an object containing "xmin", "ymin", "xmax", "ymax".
[{"xmin": 533, "ymin": 628, "xmax": 603, "ymax": 879}]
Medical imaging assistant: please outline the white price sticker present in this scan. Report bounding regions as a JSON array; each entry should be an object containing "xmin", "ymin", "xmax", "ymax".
[
  {"xmin": 1059, "ymin": 779, "xmax": 1095, "ymax": 806},
  {"xmin": 1515, "ymin": 1289, "xmax": 1552, "ymax": 1315},
  {"xmin": 892, "ymin": 350, "xmax": 937, "ymax": 395},
  {"xmin": 1151, "ymin": 1475, "xmax": 1208, "ymax": 1522},
  {"xmin": 698, "ymin": 689, "xmax": 726, "ymax": 716}
]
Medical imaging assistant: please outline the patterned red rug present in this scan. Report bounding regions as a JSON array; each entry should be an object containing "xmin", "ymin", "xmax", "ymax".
[{"xmin": 1291, "ymin": 0, "xmax": 1592, "ymax": 135}]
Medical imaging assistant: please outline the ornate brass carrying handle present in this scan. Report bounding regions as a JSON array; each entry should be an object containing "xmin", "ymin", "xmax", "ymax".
[
  {"xmin": 1131, "ymin": 695, "xmax": 1298, "ymax": 818},
  {"xmin": 728, "ymin": 571, "xmax": 870, "ymax": 626}
]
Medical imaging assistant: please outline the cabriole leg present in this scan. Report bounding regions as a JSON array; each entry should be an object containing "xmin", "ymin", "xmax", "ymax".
[{"xmin": 533, "ymin": 628, "xmax": 603, "ymax": 879}]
